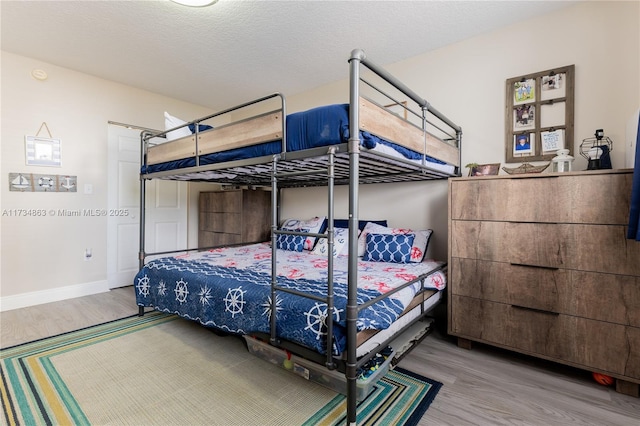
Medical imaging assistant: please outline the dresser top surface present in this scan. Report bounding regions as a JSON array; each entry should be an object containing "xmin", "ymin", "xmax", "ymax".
[{"xmin": 450, "ymin": 168, "xmax": 633, "ymax": 182}]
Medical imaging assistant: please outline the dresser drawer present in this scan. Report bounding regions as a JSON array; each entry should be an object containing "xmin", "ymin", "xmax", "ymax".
[
  {"xmin": 451, "ymin": 221, "xmax": 640, "ymax": 275},
  {"xmin": 571, "ymin": 320, "xmax": 640, "ymax": 379},
  {"xmin": 567, "ymin": 173, "xmax": 633, "ymax": 225},
  {"xmin": 450, "ymin": 295, "xmax": 640, "ymax": 378},
  {"xmin": 624, "ymin": 327, "xmax": 640, "ymax": 379},
  {"xmin": 451, "ymin": 259, "xmax": 640, "ymax": 327},
  {"xmin": 450, "ymin": 221, "xmax": 569, "ymax": 268},
  {"xmin": 198, "ymin": 231, "xmax": 242, "ymax": 247},
  {"xmin": 450, "ymin": 258, "xmax": 568, "ymax": 312},
  {"xmin": 199, "ymin": 212, "xmax": 242, "ymax": 233},
  {"xmin": 199, "ymin": 190, "xmax": 242, "ymax": 213},
  {"xmin": 571, "ymin": 225, "xmax": 640, "ymax": 276},
  {"xmin": 449, "ymin": 172, "xmax": 633, "ymax": 225},
  {"xmin": 571, "ymin": 271, "xmax": 640, "ymax": 327},
  {"xmin": 450, "ymin": 295, "xmax": 572, "ymax": 360},
  {"xmin": 450, "ymin": 176, "xmax": 569, "ymax": 223}
]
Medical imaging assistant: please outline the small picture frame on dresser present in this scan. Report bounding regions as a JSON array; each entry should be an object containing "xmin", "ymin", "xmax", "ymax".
[{"xmin": 468, "ymin": 163, "xmax": 500, "ymax": 177}]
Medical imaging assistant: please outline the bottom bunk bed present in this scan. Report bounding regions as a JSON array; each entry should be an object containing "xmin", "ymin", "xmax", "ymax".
[{"xmin": 134, "ymin": 228, "xmax": 446, "ymax": 399}]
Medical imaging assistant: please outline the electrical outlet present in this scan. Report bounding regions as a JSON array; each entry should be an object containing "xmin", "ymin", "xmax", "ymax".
[{"xmin": 84, "ymin": 248, "xmax": 92, "ymax": 261}]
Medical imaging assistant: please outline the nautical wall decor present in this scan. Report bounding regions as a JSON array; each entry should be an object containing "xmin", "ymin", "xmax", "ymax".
[
  {"xmin": 9, "ymin": 173, "xmax": 77, "ymax": 192},
  {"xmin": 25, "ymin": 123, "xmax": 61, "ymax": 167}
]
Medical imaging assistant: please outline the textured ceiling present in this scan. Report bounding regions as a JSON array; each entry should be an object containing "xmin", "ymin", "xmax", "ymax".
[{"xmin": 1, "ymin": 0, "xmax": 577, "ymax": 110}]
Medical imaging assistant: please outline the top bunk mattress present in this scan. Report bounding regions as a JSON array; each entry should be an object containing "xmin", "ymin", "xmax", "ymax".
[{"xmin": 142, "ymin": 103, "xmax": 456, "ymax": 176}]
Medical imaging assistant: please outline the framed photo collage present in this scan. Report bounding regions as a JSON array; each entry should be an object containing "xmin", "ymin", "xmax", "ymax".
[{"xmin": 505, "ymin": 65, "xmax": 575, "ymax": 164}]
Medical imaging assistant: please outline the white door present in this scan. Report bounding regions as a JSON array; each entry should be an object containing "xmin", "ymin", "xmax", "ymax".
[{"xmin": 107, "ymin": 124, "xmax": 188, "ymax": 289}]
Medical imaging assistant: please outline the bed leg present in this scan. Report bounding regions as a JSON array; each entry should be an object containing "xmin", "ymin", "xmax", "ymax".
[{"xmin": 138, "ymin": 306, "xmax": 145, "ymax": 317}]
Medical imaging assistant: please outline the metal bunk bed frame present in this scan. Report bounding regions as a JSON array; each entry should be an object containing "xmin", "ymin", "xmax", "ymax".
[{"xmin": 137, "ymin": 48, "xmax": 462, "ymax": 426}]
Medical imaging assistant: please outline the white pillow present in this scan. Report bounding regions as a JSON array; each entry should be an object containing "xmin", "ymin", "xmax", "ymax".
[
  {"xmin": 280, "ymin": 216, "xmax": 327, "ymax": 251},
  {"xmin": 312, "ymin": 228, "xmax": 358, "ymax": 257},
  {"xmin": 164, "ymin": 111, "xmax": 192, "ymax": 141}
]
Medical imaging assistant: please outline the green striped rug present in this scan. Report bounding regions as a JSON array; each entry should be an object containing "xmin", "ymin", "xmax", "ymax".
[{"xmin": 1, "ymin": 311, "xmax": 441, "ymax": 425}]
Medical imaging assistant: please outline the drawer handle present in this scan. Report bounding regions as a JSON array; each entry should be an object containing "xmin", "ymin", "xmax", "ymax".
[
  {"xmin": 511, "ymin": 305, "xmax": 559, "ymax": 316},
  {"xmin": 516, "ymin": 175, "xmax": 560, "ymax": 180},
  {"xmin": 510, "ymin": 263, "xmax": 559, "ymax": 271}
]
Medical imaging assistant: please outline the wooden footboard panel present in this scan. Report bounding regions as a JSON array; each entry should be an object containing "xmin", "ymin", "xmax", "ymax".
[
  {"xmin": 146, "ymin": 110, "xmax": 283, "ymax": 166},
  {"xmin": 358, "ymin": 97, "xmax": 459, "ymax": 167}
]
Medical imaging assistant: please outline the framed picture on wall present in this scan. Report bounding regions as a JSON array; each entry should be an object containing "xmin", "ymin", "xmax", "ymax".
[
  {"xmin": 541, "ymin": 129, "xmax": 565, "ymax": 153},
  {"xmin": 513, "ymin": 133, "xmax": 534, "ymax": 155},
  {"xmin": 513, "ymin": 79, "xmax": 536, "ymax": 105},
  {"xmin": 513, "ymin": 104, "xmax": 535, "ymax": 130},
  {"xmin": 505, "ymin": 65, "xmax": 574, "ymax": 163},
  {"xmin": 25, "ymin": 135, "xmax": 61, "ymax": 167},
  {"xmin": 541, "ymin": 73, "xmax": 566, "ymax": 100}
]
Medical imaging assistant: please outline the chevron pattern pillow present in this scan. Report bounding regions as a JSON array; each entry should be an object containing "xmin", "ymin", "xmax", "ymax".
[
  {"xmin": 363, "ymin": 233, "xmax": 415, "ymax": 263},
  {"xmin": 276, "ymin": 234, "xmax": 306, "ymax": 252}
]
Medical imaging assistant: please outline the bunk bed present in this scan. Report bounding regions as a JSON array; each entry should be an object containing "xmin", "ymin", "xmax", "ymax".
[{"xmin": 135, "ymin": 48, "xmax": 462, "ymax": 425}]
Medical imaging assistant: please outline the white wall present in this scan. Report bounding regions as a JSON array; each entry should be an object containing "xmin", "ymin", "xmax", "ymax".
[
  {"xmin": 0, "ymin": 52, "xmax": 213, "ymax": 308},
  {"xmin": 280, "ymin": 1, "xmax": 639, "ymax": 261}
]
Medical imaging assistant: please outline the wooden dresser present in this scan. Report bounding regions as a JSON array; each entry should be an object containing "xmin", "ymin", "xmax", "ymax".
[
  {"xmin": 198, "ymin": 188, "xmax": 271, "ymax": 247},
  {"xmin": 448, "ymin": 169, "xmax": 640, "ymax": 396}
]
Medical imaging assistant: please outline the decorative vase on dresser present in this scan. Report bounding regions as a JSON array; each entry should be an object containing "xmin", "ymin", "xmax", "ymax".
[
  {"xmin": 448, "ymin": 169, "xmax": 640, "ymax": 397},
  {"xmin": 198, "ymin": 188, "xmax": 271, "ymax": 247}
]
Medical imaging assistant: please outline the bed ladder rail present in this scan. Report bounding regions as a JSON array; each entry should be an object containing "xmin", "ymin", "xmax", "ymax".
[{"xmin": 269, "ymin": 147, "xmax": 338, "ymax": 370}]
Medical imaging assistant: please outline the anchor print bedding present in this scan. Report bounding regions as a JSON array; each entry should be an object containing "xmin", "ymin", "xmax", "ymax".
[{"xmin": 134, "ymin": 242, "xmax": 445, "ymax": 355}]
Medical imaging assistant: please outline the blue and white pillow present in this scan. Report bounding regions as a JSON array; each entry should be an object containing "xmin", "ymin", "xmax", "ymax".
[
  {"xmin": 276, "ymin": 234, "xmax": 305, "ymax": 252},
  {"xmin": 311, "ymin": 228, "xmax": 357, "ymax": 257},
  {"xmin": 280, "ymin": 216, "xmax": 327, "ymax": 250},
  {"xmin": 363, "ymin": 233, "xmax": 415, "ymax": 263},
  {"xmin": 357, "ymin": 222, "xmax": 432, "ymax": 262}
]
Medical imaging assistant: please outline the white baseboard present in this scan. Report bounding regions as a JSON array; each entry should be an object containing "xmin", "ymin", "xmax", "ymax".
[{"xmin": 0, "ymin": 280, "xmax": 110, "ymax": 312}]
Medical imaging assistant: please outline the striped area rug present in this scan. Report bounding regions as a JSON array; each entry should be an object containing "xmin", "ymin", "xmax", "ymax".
[
  {"xmin": 304, "ymin": 368, "xmax": 442, "ymax": 426},
  {"xmin": 1, "ymin": 311, "xmax": 441, "ymax": 425}
]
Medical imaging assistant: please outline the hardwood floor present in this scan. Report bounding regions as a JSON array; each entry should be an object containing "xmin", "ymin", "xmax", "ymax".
[
  {"xmin": 0, "ymin": 286, "xmax": 140, "ymax": 348},
  {"xmin": 2, "ymin": 288, "xmax": 638, "ymax": 425}
]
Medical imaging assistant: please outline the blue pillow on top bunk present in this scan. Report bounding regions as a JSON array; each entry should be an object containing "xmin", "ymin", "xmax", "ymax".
[
  {"xmin": 188, "ymin": 123, "xmax": 213, "ymax": 133},
  {"xmin": 285, "ymin": 104, "xmax": 389, "ymax": 151},
  {"xmin": 363, "ymin": 233, "xmax": 415, "ymax": 264},
  {"xmin": 286, "ymin": 104, "xmax": 350, "ymax": 151},
  {"xmin": 276, "ymin": 234, "xmax": 305, "ymax": 252}
]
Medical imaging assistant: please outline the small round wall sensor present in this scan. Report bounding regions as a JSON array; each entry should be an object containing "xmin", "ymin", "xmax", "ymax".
[{"xmin": 31, "ymin": 69, "xmax": 48, "ymax": 81}]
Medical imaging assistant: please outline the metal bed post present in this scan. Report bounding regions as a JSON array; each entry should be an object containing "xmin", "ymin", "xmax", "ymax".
[
  {"xmin": 270, "ymin": 154, "xmax": 280, "ymax": 346},
  {"xmin": 325, "ymin": 147, "xmax": 336, "ymax": 369},
  {"xmin": 421, "ymin": 106, "xmax": 429, "ymax": 167},
  {"xmin": 270, "ymin": 94, "xmax": 286, "ymax": 345},
  {"xmin": 456, "ymin": 129, "xmax": 463, "ymax": 176},
  {"xmin": 138, "ymin": 130, "xmax": 152, "ymax": 316},
  {"xmin": 346, "ymin": 48, "xmax": 364, "ymax": 426}
]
